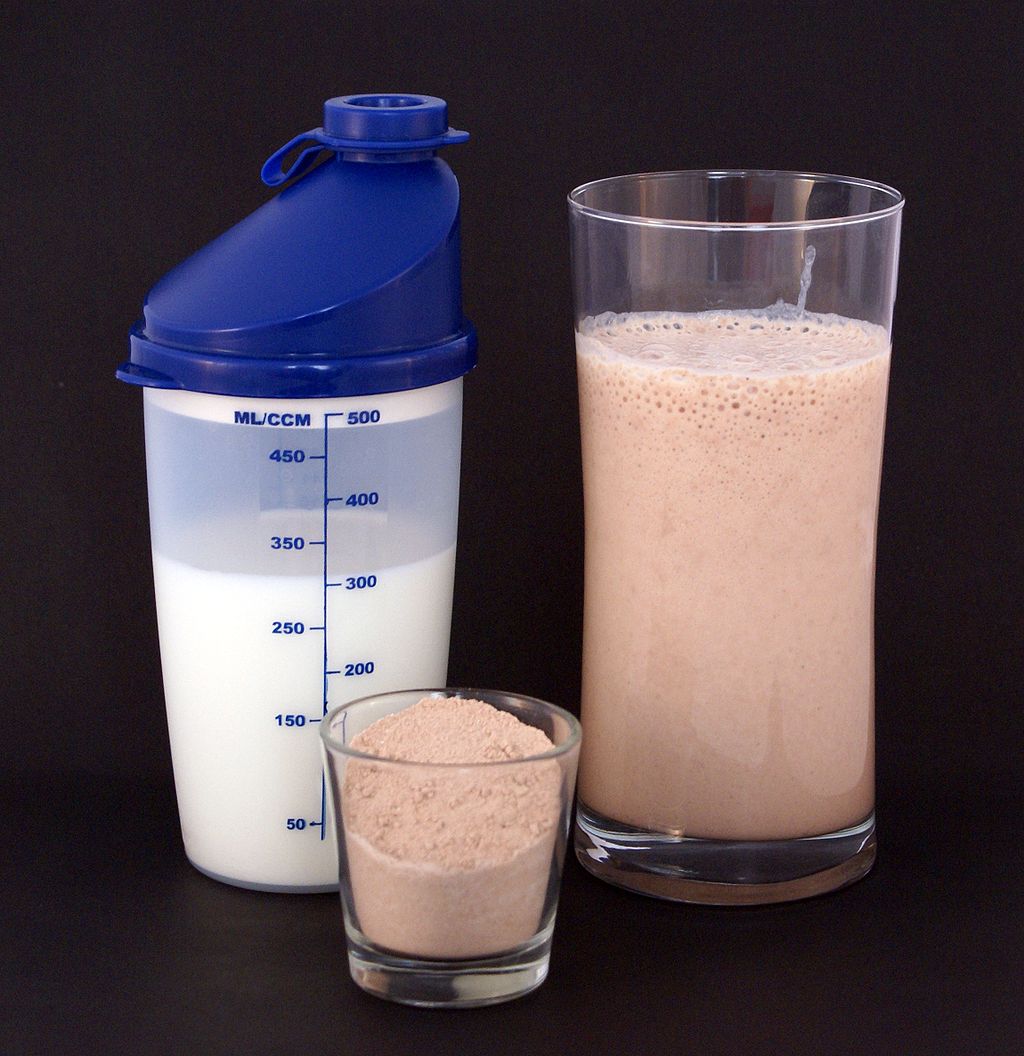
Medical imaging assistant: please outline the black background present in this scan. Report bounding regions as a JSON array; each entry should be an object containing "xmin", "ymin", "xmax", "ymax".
[{"xmin": 3, "ymin": 2, "xmax": 1021, "ymax": 1053}]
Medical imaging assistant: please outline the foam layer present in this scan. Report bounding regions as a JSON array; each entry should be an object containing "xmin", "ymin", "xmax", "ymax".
[
  {"xmin": 578, "ymin": 307, "xmax": 888, "ymax": 376},
  {"xmin": 576, "ymin": 310, "xmax": 890, "ymax": 481}
]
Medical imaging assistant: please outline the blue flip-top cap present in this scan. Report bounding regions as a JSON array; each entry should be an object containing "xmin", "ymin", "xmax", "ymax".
[{"xmin": 118, "ymin": 93, "xmax": 476, "ymax": 398}]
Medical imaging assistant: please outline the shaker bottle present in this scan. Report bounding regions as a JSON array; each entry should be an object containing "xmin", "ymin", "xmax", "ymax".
[{"xmin": 117, "ymin": 94, "xmax": 476, "ymax": 892}]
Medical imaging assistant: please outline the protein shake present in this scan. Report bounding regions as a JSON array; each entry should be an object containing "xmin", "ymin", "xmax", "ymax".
[{"xmin": 576, "ymin": 309, "xmax": 890, "ymax": 841}]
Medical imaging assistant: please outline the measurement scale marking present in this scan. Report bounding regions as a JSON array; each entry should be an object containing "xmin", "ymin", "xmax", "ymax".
[
  {"xmin": 319, "ymin": 413, "xmax": 331, "ymax": 840},
  {"xmin": 314, "ymin": 410, "xmax": 378, "ymax": 841}
]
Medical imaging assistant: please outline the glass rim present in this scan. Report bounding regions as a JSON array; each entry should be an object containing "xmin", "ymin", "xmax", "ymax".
[
  {"xmin": 568, "ymin": 169, "xmax": 905, "ymax": 231},
  {"xmin": 319, "ymin": 687, "xmax": 582, "ymax": 767}
]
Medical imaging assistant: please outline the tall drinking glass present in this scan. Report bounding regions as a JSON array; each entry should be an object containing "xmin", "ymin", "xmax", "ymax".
[{"xmin": 569, "ymin": 171, "xmax": 903, "ymax": 904}]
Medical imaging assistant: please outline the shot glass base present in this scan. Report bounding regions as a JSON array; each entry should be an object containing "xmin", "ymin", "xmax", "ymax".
[
  {"xmin": 575, "ymin": 803, "xmax": 875, "ymax": 905},
  {"xmin": 345, "ymin": 927, "xmax": 553, "ymax": 1008}
]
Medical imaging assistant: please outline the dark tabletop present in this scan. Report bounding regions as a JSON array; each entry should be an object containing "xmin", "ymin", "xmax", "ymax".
[{"xmin": 3, "ymin": 773, "xmax": 1021, "ymax": 1055}]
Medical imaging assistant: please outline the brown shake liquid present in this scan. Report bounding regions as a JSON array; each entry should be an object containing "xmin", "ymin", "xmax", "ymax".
[{"xmin": 576, "ymin": 310, "xmax": 890, "ymax": 841}]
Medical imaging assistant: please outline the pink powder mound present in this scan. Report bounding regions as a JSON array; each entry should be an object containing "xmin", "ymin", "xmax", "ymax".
[
  {"xmin": 350, "ymin": 694, "xmax": 555, "ymax": 764},
  {"xmin": 341, "ymin": 696, "xmax": 565, "ymax": 959}
]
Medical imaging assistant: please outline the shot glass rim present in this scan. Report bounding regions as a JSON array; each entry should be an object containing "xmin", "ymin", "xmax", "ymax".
[
  {"xmin": 568, "ymin": 169, "xmax": 904, "ymax": 231},
  {"xmin": 319, "ymin": 687, "xmax": 582, "ymax": 768}
]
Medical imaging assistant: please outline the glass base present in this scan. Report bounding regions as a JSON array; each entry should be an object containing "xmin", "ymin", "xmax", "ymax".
[
  {"xmin": 345, "ymin": 925, "xmax": 553, "ymax": 1008},
  {"xmin": 575, "ymin": 803, "xmax": 875, "ymax": 905}
]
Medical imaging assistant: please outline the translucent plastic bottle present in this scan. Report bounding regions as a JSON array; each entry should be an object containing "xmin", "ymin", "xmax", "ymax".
[{"xmin": 118, "ymin": 94, "xmax": 476, "ymax": 891}]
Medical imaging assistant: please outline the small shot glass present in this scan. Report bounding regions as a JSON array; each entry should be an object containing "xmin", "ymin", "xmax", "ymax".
[{"xmin": 320, "ymin": 688, "xmax": 581, "ymax": 1008}]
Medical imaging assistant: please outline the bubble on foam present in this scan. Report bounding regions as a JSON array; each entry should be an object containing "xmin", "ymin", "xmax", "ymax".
[{"xmin": 633, "ymin": 342, "xmax": 675, "ymax": 362}]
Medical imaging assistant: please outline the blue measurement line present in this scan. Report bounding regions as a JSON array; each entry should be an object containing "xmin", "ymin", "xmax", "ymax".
[
  {"xmin": 308, "ymin": 625, "xmax": 325, "ymax": 631},
  {"xmin": 314, "ymin": 407, "xmax": 350, "ymax": 836},
  {"xmin": 319, "ymin": 413, "xmax": 330, "ymax": 841},
  {"xmin": 307, "ymin": 539, "xmax": 325, "ymax": 546}
]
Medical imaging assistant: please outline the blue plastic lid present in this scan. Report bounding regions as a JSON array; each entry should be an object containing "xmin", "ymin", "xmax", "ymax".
[{"xmin": 118, "ymin": 94, "xmax": 475, "ymax": 398}]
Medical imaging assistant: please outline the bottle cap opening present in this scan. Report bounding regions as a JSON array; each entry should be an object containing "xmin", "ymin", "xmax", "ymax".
[
  {"xmin": 259, "ymin": 94, "xmax": 469, "ymax": 186},
  {"xmin": 323, "ymin": 93, "xmax": 468, "ymax": 149}
]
